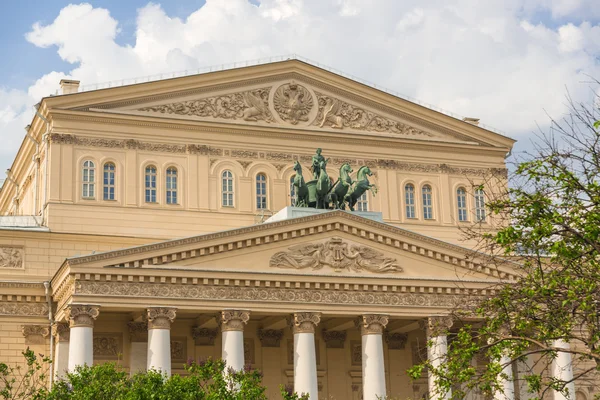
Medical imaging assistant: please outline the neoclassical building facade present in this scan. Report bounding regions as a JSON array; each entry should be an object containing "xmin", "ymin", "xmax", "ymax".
[{"xmin": 0, "ymin": 60, "xmax": 586, "ymax": 399}]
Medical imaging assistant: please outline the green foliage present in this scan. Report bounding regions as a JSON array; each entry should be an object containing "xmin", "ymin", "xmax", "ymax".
[
  {"xmin": 410, "ymin": 92, "xmax": 600, "ymax": 399},
  {"xmin": 2, "ymin": 353, "xmax": 308, "ymax": 400}
]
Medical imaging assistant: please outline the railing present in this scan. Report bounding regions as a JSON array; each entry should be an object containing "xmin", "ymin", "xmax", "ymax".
[
  {"xmin": 55, "ymin": 53, "xmax": 506, "ymax": 136},
  {"xmin": 0, "ymin": 215, "xmax": 42, "ymax": 228}
]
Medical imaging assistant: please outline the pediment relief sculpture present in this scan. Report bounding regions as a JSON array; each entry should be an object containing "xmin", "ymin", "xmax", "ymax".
[
  {"xmin": 135, "ymin": 81, "xmax": 433, "ymax": 137},
  {"xmin": 269, "ymin": 237, "xmax": 401, "ymax": 273}
]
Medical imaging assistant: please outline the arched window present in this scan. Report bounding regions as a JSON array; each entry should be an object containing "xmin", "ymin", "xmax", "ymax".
[
  {"xmin": 405, "ymin": 184, "xmax": 416, "ymax": 218},
  {"xmin": 475, "ymin": 188, "xmax": 486, "ymax": 221},
  {"xmin": 290, "ymin": 175, "xmax": 297, "ymax": 206},
  {"xmin": 422, "ymin": 185, "xmax": 433, "ymax": 220},
  {"xmin": 221, "ymin": 170, "xmax": 234, "ymax": 207},
  {"xmin": 82, "ymin": 160, "xmax": 95, "ymax": 199},
  {"xmin": 103, "ymin": 163, "xmax": 115, "ymax": 201},
  {"xmin": 166, "ymin": 167, "xmax": 178, "ymax": 204},
  {"xmin": 357, "ymin": 192, "xmax": 368, "ymax": 212},
  {"xmin": 457, "ymin": 187, "xmax": 467, "ymax": 222},
  {"xmin": 145, "ymin": 165, "xmax": 157, "ymax": 203},
  {"xmin": 256, "ymin": 173, "xmax": 267, "ymax": 210}
]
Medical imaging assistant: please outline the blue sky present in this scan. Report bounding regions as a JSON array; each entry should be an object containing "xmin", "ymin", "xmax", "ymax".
[{"xmin": 0, "ymin": 0, "xmax": 599, "ymax": 179}]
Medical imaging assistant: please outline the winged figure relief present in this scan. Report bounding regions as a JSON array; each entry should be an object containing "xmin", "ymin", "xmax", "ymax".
[
  {"xmin": 269, "ymin": 243, "xmax": 325, "ymax": 270},
  {"xmin": 273, "ymin": 82, "xmax": 314, "ymax": 124},
  {"xmin": 346, "ymin": 245, "xmax": 402, "ymax": 273},
  {"xmin": 242, "ymin": 91, "xmax": 273, "ymax": 122},
  {"xmin": 319, "ymin": 98, "xmax": 344, "ymax": 129}
]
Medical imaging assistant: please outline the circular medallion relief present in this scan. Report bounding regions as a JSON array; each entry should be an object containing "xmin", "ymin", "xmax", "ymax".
[{"xmin": 272, "ymin": 81, "xmax": 315, "ymax": 125}]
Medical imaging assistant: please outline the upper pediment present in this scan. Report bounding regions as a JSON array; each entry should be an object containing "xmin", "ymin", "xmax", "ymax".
[{"xmin": 44, "ymin": 60, "xmax": 515, "ymax": 149}]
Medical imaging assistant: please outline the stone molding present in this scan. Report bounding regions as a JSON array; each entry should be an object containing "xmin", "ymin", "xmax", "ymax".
[
  {"xmin": 322, "ymin": 330, "xmax": 347, "ymax": 348},
  {"xmin": 270, "ymin": 237, "xmax": 401, "ymax": 273},
  {"xmin": 64, "ymin": 211, "xmax": 514, "ymax": 282},
  {"xmin": 385, "ymin": 332, "xmax": 408, "ymax": 349},
  {"xmin": 52, "ymin": 322, "xmax": 70, "ymax": 342},
  {"xmin": 356, "ymin": 314, "xmax": 389, "ymax": 335},
  {"xmin": 289, "ymin": 312, "xmax": 321, "ymax": 334},
  {"xmin": 128, "ymin": 321, "xmax": 148, "ymax": 342},
  {"xmin": 419, "ymin": 316, "xmax": 454, "ymax": 337},
  {"xmin": 0, "ymin": 301, "xmax": 49, "ymax": 317},
  {"xmin": 147, "ymin": 307, "xmax": 177, "ymax": 330},
  {"xmin": 258, "ymin": 328, "xmax": 284, "ymax": 347},
  {"xmin": 76, "ymin": 280, "xmax": 479, "ymax": 310},
  {"xmin": 192, "ymin": 327, "xmax": 218, "ymax": 346},
  {"xmin": 217, "ymin": 310, "xmax": 250, "ymax": 332},
  {"xmin": 22, "ymin": 325, "xmax": 50, "ymax": 343},
  {"xmin": 66, "ymin": 304, "xmax": 100, "ymax": 328},
  {"xmin": 0, "ymin": 246, "xmax": 24, "ymax": 269}
]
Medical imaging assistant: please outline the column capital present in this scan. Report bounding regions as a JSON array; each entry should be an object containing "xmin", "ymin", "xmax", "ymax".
[
  {"xmin": 356, "ymin": 314, "xmax": 389, "ymax": 335},
  {"xmin": 147, "ymin": 307, "xmax": 177, "ymax": 330},
  {"xmin": 218, "ymin": 309, "xmax": 250, "ymax": 332},
  {"xmin": 419, "ymin": 316, "xmax": 453, "ymax": 337},
  {"xmin": 128, "ymin": 321, "xmax": 149, "ymax": 341},
  {"xmin": 52, "ymin": 322, "xmax": 70, "ymax": 342},
  {"xmin": 288, "ymin": 312, "xmax": 321, "ymax": 334},
  {"xmin": 22, "ymin": 325, "xmax": 50, "ymax": 343},
  {"xmin": 66, "ymin": 304, "xmax": 100, "ymax": 328}
]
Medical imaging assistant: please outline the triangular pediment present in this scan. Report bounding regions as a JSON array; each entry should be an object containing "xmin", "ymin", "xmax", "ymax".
[
  {"xmin": 64, "ymin": 211, "xmax": 517, "ymax": 283},
  {"xmin": 45, "ymin": 60, "xmax": 514, "ymax": 149}
]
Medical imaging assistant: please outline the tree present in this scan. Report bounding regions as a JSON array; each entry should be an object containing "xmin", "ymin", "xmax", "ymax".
[
  {"xmin": 1, "ymin": 353, "xmax": 308, "ymax": 399},
  {"xmin": 409, "ymin": 88, "xmax": 600, "ymax": 400}
]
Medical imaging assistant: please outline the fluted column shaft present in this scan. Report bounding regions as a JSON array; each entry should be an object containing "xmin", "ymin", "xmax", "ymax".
[
  {"xmin": 147, "ymin": 307, "xmax": 176, "ymax": 376},
  {"xmin": 218, "ymin": 310, "xmax": 250, "ymax": 372},
  {"xmin": 67, "ymin": 304, "xmax": 100, "ymax": 372},
  {"xmin": 358, "ymin": 314, "xmax": 389, "ymax": 400},
  {"xmin": 290, "ymin": 312, "xmax": 321, "ymax": 399},
  {"xmin": 552, "ymin": 339, "xmax": 575, "ymax": 400}
]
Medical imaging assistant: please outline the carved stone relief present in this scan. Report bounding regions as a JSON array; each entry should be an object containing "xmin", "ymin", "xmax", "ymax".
[
  {"xmin": 171, "ymin": 336, "xmax": 187, "ymax": 365},
  {"xmin": 0, "ymin": 246, "xmax": 23, "ymax": 269},
  {"xmin": 313, "ymin": 91, "xmax": 433, "ymax": 137},
  {"xmin": 273, "ymin": 82, "xmax": 314, "ymax": 124},
  {"xmin": 93, "ymin": 333, "xmax": 122, "ymax": 360},
  {"xmin": 350, "ymin": 340, "xmax": 362, "ymax": 366},
  {"xmin": 270, "ymin": 237, "xmax": 401, "ymax": 273},
  {"xmin": 0, "ymin": 302, "xmax": 48, "ymax": 317},
  {"xmin": 128, "ymin": 321, "xmax": 148, "ymax": 342},
  {"xmin": 22, "ymin": 325, "xmax": 50, "ymax": 344},
  {"xmin": 258, "ymin": 329, "xmax": 284, "ymax": 347},
  {"xmin": 138, "ymin": 88, "xmax": 273, "ymax": 122},
  {"xmin": 385, "ymin": 332, "xmax": 408, "ymax": 350},
  {"xmin": 192, "ymin": 327, "xmax": 217, "ymax": 346},
  {"xmin": 52, "ymin": 323, "xmax": 70, "ymax": 342},
  {"xmin": 244, "ymin": 338, "xmax": 255, "ymax": 364},
  {"xmin": 322, "ymin": 330, "xmax": 347, "ymax": 349}
]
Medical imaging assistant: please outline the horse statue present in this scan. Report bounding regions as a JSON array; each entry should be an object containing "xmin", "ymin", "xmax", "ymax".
[
  {"xmin": 315, "ymin": 160, "xmax": 331, "ymax": 209},
  {"xmin": 292, "ymin": 161, "xmax": 309, "ymax": 207},
  {"xmin": 327, "ymin": 163, "xmax": 353, "ymax": 209},
  {"xmin": 344, "ymin": 166, "xmax": 377, "ymax": 211}
]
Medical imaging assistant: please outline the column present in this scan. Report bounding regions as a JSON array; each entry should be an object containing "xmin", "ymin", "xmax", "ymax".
[
  {"xmin": 421, "ymin": 316, "xmax": 453, "ymax": 400},
  {"xmin": 289, "ymin": 312, "xmax": 321, "ymax": 399},
  {"xmin": 67, "ymin": 304, "xmax": 100, "ymax": 372},
  {"xmin": 128, "ymin": 321, "xmax": 148, "ymax": 375},
  {"xmin": 218, "ymin": 309, "xmax": 250, "ymax": 372},
  {"xmin": 52, "ymin": 323, "xmax": 70, "ymax": 379},
  {"xmin": 146, "ymin": 307, "xmax": 176, "ymax": 376},
  {"xmin": 493, "ymin": 352, "xmax": 515, "ymax": 400},
  {"xmin": 357, "ymin": 314, "xmax": 389, "ymax": 400},
  {"xmin": 552, "ymin": 339, "xmax": 575, "ymax": 400}
]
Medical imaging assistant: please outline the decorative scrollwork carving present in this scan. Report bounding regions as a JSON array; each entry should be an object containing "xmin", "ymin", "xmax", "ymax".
[
  {"xmin": 313, "ymin": 91, "xmax": 433, "ymax": 136},
  {"xmin": 138, "ymin": 88, "xmax": 273, "ymax": 122},
  {"xmin": 127, "ymin": 321, "xmax": 148, "ymax": 342},
  {"xmin": 258, "ymin": 329, "xmax": 284, "ymax": 347},
  {"xmin": 273, "ymin": 82, "xmax": 314, "ymax": 124},
  {"xmin": 0, "ymin": 246, "xmax": 23, "ymax": 269},
  {"xmin": 147, "ymin": 307, "xmax": 176, "ymax": 330},
  {"xmin": 270, "ymin": 237, "xmax": 401, "ymax": 273},
  {"xmin": 356, "ymin": 314, "xmax": 389, "ymax": 335},
  {"xmin": 419, "ymin": 316, "xmax": 453, "ymax": 337},
  {"xmin": 93, "ymin": 334, "xmax": 121, "ymax": 358},
  {"xmin": 322, "ymin": 330, "xmax": 347, "ymax": 348},
  {"xmin": 218, "ymin": 310, "xmax": 250, "ymax": 332},
  {"xmin": 22, "ymin": 325, "xmax": 50, "ymax": 343},
  {"xmin": 52, "ymin": 323, "xmax": 70, "ymax": 342},
  {"xmin": 66, "ymin": 304, "xmax": 100, "ymax": 328},
  {"xmin": 192, "ymin": 327, "xmax": 218, "ymax": 346},
  {"xmin": 385, "ymin": 332, "xmax": 408, "ymax": 349},
  {"xmin": 288, "ymin": 312, "xmax": 321, "ymax": 334}
]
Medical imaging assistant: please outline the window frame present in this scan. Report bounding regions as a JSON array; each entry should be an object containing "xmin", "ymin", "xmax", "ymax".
[
  {"xmin": 102, "ymin": 162, "xmax": 116, "ymax": 201},
  {"xmin": 475, "ymin": 187, "xmax": 486, "ymax": 222},
  {"xmin": 144, "ymin": 165, "xmax": 158, "ymax": 204},
  {"xmin": 165, "ymin": 166, "xmax": 178, "ymax": 205},
  {"xmin": 456, "ymin": 187, "xmax": 468, "ymax": 222},
  {"xmin": 422, "ymin": 184, "xmax": 434, "ymax": 220},
  {"xmin": 82, "ymin": 160, "xmax": 96, "ymax": 199},
  {"xmin": 405, "ymin": 183, "xmax": 416, "ymax": 219},
  {"xmin": 289, "ymin": 175, "xmax": 297, "ymax": 206},
  {"xmin": 221, "ymin": 170, "xmax": 235, "ymax": 207},
  {"xmin": 357, "ymin": 192, "xmax": 368, "ymax": 212},
  {"xmin": 256, "ymin": 173, "xmax": 268, "ymax": 210}
]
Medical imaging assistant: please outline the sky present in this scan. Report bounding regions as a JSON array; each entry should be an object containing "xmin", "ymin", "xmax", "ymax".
[{"xmin": 0, "ymin": 0, "xmax": 599, "ymax": 180}]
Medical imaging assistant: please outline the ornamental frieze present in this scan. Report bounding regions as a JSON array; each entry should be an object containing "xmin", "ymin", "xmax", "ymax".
[
  {"xmin": 313, "ymin": 91, "xmax": 434, "ymax": 137},
  {"xmin": 0, "ymin": 246, "xmax": 23, "ymax": 269},
  {"xmin": 75, "ymin": 281, "xmax": 472, "ymax": 309},
  {"xmin": 0, "ymin": 302, "xmax": 49, "ymax": 317},
  {"xmin": 273, "ymin": 82, "xmax": 314, "ymax": 125},
  {"xmin": 270, "ymin": 237, "xmax": 401, "ymax": 273},
  {"xmin": 137, "ymin": 87, "xmax": 274, "ymax": 122}
]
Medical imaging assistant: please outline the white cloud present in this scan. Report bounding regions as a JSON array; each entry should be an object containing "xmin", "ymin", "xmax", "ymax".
[{"xmin": 1, "ymin": 0, "xmax": 600, "ymax": 178}]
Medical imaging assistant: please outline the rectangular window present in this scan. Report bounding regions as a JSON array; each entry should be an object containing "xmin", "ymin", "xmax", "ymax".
[
  {"xmin": 145, "ymin": 167, "xmax": 157, "ymax": 203},
  {"xmin": 457, "ymin": 189, "xmax": 467, "ymax": 222},
  {"xmin": 475, "ymin": 189, "xmax": 486, "ymax": 221},
  {"xmin": 103, "ymin": 164, "xmax": 115, "ymax": 201},
  {"xmin": 166, "ymin": 168, "xmax": 178, "ymax": 205},
  {"xmin": 405, "ymin": 185, "xmax": 415, "ymax": 218},
  {"xmin": 423, "ymin": 186, "xmax": 433, "ymax": 220},
  {"xmin": 357, "ymin": 192, "xmax": 368, "ymax": 212}
]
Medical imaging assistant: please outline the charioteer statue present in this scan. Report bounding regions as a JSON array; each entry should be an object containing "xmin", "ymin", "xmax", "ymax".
[{"xmin": 292, "ymin": 148, "xmax": 378, "ymax": 211}]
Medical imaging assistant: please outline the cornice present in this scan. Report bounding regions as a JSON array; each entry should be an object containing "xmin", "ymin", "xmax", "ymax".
[{"xmin": 64, "ymin": 211, "xmax": 517, "ymax": 281}]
